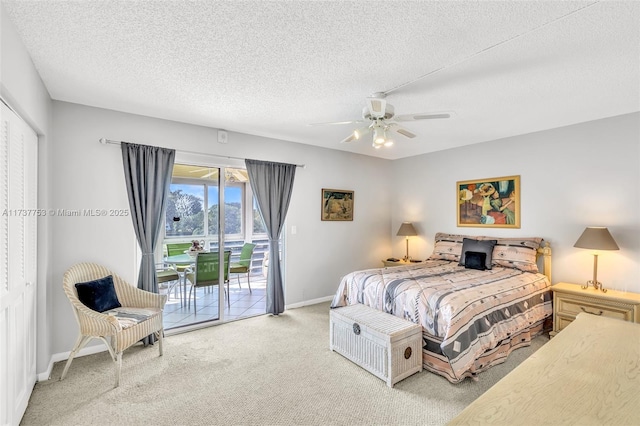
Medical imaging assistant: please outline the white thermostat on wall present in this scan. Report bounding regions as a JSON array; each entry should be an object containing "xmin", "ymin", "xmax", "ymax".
[{"xmin": 217, "ymin": 130, "xmax": 228, "ymax": 144}]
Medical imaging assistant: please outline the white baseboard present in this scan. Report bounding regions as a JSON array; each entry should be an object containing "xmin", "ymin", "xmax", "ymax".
[
  {"xmin": 38, "ymin": 342, "xmax": 108, "ymax": 382},
  {"xmin": 285, "ymin": 295, "xmax": 333, "ymax": 310},
  {"xmin": 36, "ymin": 358, "xmax": 55, "ymax": 382}
]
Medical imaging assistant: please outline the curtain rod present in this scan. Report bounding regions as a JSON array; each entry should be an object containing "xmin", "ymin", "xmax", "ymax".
[{"xmin": 98, "ymin": 138, "xmax": 305, "ymax": 168}]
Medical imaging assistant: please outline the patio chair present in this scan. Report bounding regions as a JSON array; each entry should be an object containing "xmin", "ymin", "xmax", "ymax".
[
  {"xmin": 186, "ymin": 251, "xmax": 231, "ymax": 309},
  {"xmin": 166, "ymin": 242, "xmax": 194, "ymax": 300},
  {"xmin": 166, "ymin": 242, "xmax": 192, "ymax": 272},
  {"xmin": 166, "ymin": 242, "xmax": 193, "ymax": 257},
  {"xmin": 157, "ymin": 263, "xmax": 180, "ymax": 300},
  {"xmin": 61, "ymin": 263, "xmax": 167, "ymax": 388},
  {"xmin": 230, "ymin": 243, "xmax": 256, "ymax": 294}
]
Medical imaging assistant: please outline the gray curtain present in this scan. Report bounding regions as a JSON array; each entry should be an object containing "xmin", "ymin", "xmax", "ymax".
[
  {"xmin": 121, "ymin": 142, "xmax": 175, "ymax": 343},
  {"xmin": 245, "ymin": 159, "xmax": 297, "ymax": 315}
]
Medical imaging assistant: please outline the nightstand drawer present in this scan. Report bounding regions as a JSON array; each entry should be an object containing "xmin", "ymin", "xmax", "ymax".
[
  {"xmin": 551, "ymin": 283, "xmax": 640, "ymax": 335},
  {"xmin": 382, "ymin": 259, "xmax": 409, "ymax": 267},
  {"xmin": 555, "ymin": 295, "xmax": 636, "ymax": 322}
]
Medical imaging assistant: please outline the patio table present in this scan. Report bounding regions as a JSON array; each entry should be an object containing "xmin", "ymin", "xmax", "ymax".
[{"xmin": 164, "ymin": 253, "xmax": 196, "ymax": 306}]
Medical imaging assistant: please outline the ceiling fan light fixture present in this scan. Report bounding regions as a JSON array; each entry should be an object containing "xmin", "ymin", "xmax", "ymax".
[
  {"xmin": 373, "ymin": 127, "xmax": 386, "ymax": 145},
  {"xmin": 324, "ymin": 94, "xmax": 453, "ymax": 150}
]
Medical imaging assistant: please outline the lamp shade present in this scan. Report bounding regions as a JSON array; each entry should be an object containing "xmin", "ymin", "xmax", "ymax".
[
  {"xmin": 574, "ymin": 227, "xmax": 619, "ymax": 250},
  {"xmin": 396, "ymin": 222, "xmax": 417, "ymax": 237}
]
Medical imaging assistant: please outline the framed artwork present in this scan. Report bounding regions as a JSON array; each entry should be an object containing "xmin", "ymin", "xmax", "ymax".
[
  {"xmin": 321, "ymin": 188, "xmax": 354, "ymax": 221},
  {"xmin": 457, "ymin": 175, "xmax": 520, "ymax": 228}
]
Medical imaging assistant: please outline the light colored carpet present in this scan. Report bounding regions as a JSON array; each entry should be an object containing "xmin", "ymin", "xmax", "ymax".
[{"xmin": 22, "ymin": 302, "xmax": 547, "ymax": 426}]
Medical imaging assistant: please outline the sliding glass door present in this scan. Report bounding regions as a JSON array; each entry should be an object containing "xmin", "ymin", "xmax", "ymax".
[
  {"xmin": 163, "ymin": 164, "xmax": 223, "ymax": 326},
  {"xmin": 161, "ymin": 163, "xmax": 269, "ymax": 330}
]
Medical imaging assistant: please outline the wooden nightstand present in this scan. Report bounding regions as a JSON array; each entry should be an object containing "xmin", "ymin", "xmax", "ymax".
[
  {"xmin": 381, "ymin": 259, "xmax": 424, "ymax": 267},
  {"xmin": 551, "ymin": 282, "xmax": 640, "ymax": 336},
  {"xmin": 382, "ymin": 259, "xmax": 410, "ymax": 267}
]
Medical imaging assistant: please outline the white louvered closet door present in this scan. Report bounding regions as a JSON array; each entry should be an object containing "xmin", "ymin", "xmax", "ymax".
[{"xmin": 0, "ymin": 101, "xmax": 38, "ymax": 426}]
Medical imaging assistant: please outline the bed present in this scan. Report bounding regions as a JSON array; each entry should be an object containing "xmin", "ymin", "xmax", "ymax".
[{"xmin": 331, "ymin": 232, "xmax": 553, "ymax": 383}]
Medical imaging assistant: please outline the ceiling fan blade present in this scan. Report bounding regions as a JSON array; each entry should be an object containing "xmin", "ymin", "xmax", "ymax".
[
  {"xmin": 309, "ymin": 119, "xmax": 365, "ymax": 126},
  {"xmin": 366, "ymin": 96, "xmax": 387, "ymax": 119},
  {"xmin": 341, "ymin": 134, "xmax": 357, "ymax": 143},
  {"xmin": 391, "ymin": 126, "xmax": 417, "ymax": 139},
  {"xmin": 340, "ymin": 126, "xmax": 371, "ymax": 143},
  {"xmin": 395, "ymin": 112, "xmax": 452, "ymax": 122}
]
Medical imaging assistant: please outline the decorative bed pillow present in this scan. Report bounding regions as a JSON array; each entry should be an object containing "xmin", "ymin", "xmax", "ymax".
[
  {"xmin": 428, "ymin": 232, "xmax": 467, "ymax": 262},
  {"xmin": 484, "ymin": 237, "xmax": 542, "ymax": 273},
  {"xmin": 464, "ymin": 251, "xmax": 487, "ymax": 271},
  {"xmin": 459, "ymin": 238, "xmax": 496, "ymax": 270},
  {"xmin": 75, "ymin": 275, "xmax": 122, "ymax": 312}
]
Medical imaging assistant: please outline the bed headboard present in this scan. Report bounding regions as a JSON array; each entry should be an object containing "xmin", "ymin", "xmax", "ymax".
[
  {"xmin": 536, "ymin": 241, "xmax": 552, "ymax": 283},
  {"xmin": 431, "ymin": 232, "xmax": 552, "ymax": 283}
]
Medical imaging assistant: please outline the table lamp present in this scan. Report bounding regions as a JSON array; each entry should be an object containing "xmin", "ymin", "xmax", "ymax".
[
  {"xmin": 397, "ymin": 222, "xmax": 418, "ymax": 261},
  {"xmin": 573, "ymin": 226, "xmax": 619, "ymax": 293}
]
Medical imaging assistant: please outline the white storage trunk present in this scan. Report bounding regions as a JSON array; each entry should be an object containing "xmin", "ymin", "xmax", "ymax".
[{"xmin": 330, "ymin": 304, "xmax": 423, "ymax": 387}]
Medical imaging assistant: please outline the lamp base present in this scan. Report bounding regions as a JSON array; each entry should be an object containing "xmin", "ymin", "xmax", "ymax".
[
  {"xmin": 581, "ymin": 280, "xmax": 607, "ymax": 293},
  {"xmin": 580, "ymin": 253, "xmax": 607, "ymax": 292},
  {"xmin": 403, "ymin": 237, "xmax": 411, "ymax": 262}
]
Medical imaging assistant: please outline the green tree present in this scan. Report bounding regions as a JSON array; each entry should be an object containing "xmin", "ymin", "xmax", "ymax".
[
  {"xmin": 253, "ymin": 208, "xmax": 266, "ymax": 234},
  {"xmin": 208, "ymin": 202, "xmax": 243, "ymax": 235},
  {"xmin": 166, "ymin": 189, "xmax": 204, "ymax": 236}
]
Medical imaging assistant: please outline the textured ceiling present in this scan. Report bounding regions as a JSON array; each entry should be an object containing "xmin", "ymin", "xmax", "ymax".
[{"xmin": 2, "ymin": 1, "xmax": 639, "ymax": 160}]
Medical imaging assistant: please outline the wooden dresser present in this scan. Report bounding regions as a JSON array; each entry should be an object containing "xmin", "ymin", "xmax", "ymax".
[
  {"xmin": 448, "ymin": 313, "xmax": 640, "ymax": 425},
  {"xmin": 552, "ymin": 282, "xmax": 640, "ymax": 336}
]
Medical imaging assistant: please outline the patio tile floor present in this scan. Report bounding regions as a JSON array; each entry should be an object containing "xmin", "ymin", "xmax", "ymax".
[{"xmin": 162, "ymin": 274, "xmax": 267, "ymax": 329}]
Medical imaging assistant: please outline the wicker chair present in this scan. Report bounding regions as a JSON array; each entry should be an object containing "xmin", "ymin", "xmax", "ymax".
[{"xmin": 61, "ymin": 263, "xmax": 167, "ymax": 388}]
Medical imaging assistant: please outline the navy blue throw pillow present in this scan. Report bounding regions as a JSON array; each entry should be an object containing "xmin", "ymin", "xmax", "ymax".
[
  {"xmin": 464, "ymin": 251, "xmax": 487, "ymax": 270},
  {"xmin": 75, "ymin": 275, "xmax": 121, "ymax": 312},
  {"xmin": 459, "ymin": 238, "xmax": 497, "ymax": 270}
]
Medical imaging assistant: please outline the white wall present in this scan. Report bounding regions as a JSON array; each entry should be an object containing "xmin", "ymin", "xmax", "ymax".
[
  {"xmin": 50, "ymin": 100, "xmax": 392, "ymax": 355},
  {"xmin": 5, "ymin": 0, "xmax": 639, "ymax": 375},
  {"xmin": 391, "ymin": 112, "xmax": 640, "ymax": 292},
  {"xmin": 1, "ymin": 3, "xmax": 53, "ymax": 375}
]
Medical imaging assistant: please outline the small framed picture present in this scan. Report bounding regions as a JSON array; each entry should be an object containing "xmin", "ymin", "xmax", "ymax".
[
  {"xmin": 321, "ymin": 188, "xmax": 354, "ymax": 221},
  {"xmin": 457, "ymin": 175, "xmax": 520, "ymax": 228}
]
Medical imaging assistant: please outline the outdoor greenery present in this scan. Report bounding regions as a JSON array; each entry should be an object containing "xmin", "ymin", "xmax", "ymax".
[
  {"xmin": 166, "ymin": 188, "xmax": 266, "ymax": 237},
  {"xmin": 253, "ymin": 208, "xmax": 267, "ymax": 234}
]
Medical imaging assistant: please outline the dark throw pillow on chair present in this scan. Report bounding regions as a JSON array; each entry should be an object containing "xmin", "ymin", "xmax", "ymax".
[
  {"xmin": 458, "ymin": 238, "xmax": 497, "ymax": 270},
  {"xmin": 75, "ymin": 275, "xmax": 122, "ymax": 312},
  {"xmin": 464, "ymin": 251, "xmax": 487, "ymax": 271}
]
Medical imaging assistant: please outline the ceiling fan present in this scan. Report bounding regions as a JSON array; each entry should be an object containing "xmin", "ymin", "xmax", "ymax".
[{"xmin": 310, "ymin": 92, "xmax": 452, "ymax": 149}]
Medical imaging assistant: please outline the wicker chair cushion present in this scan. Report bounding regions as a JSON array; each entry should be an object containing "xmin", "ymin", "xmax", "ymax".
[
  {"xmin": 104, "ymin": 307, "xmax": 162, "ymax": 330},
  {"xmin": 75, "ymin": 275, "xmax": 122, "ymax": 312}
]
